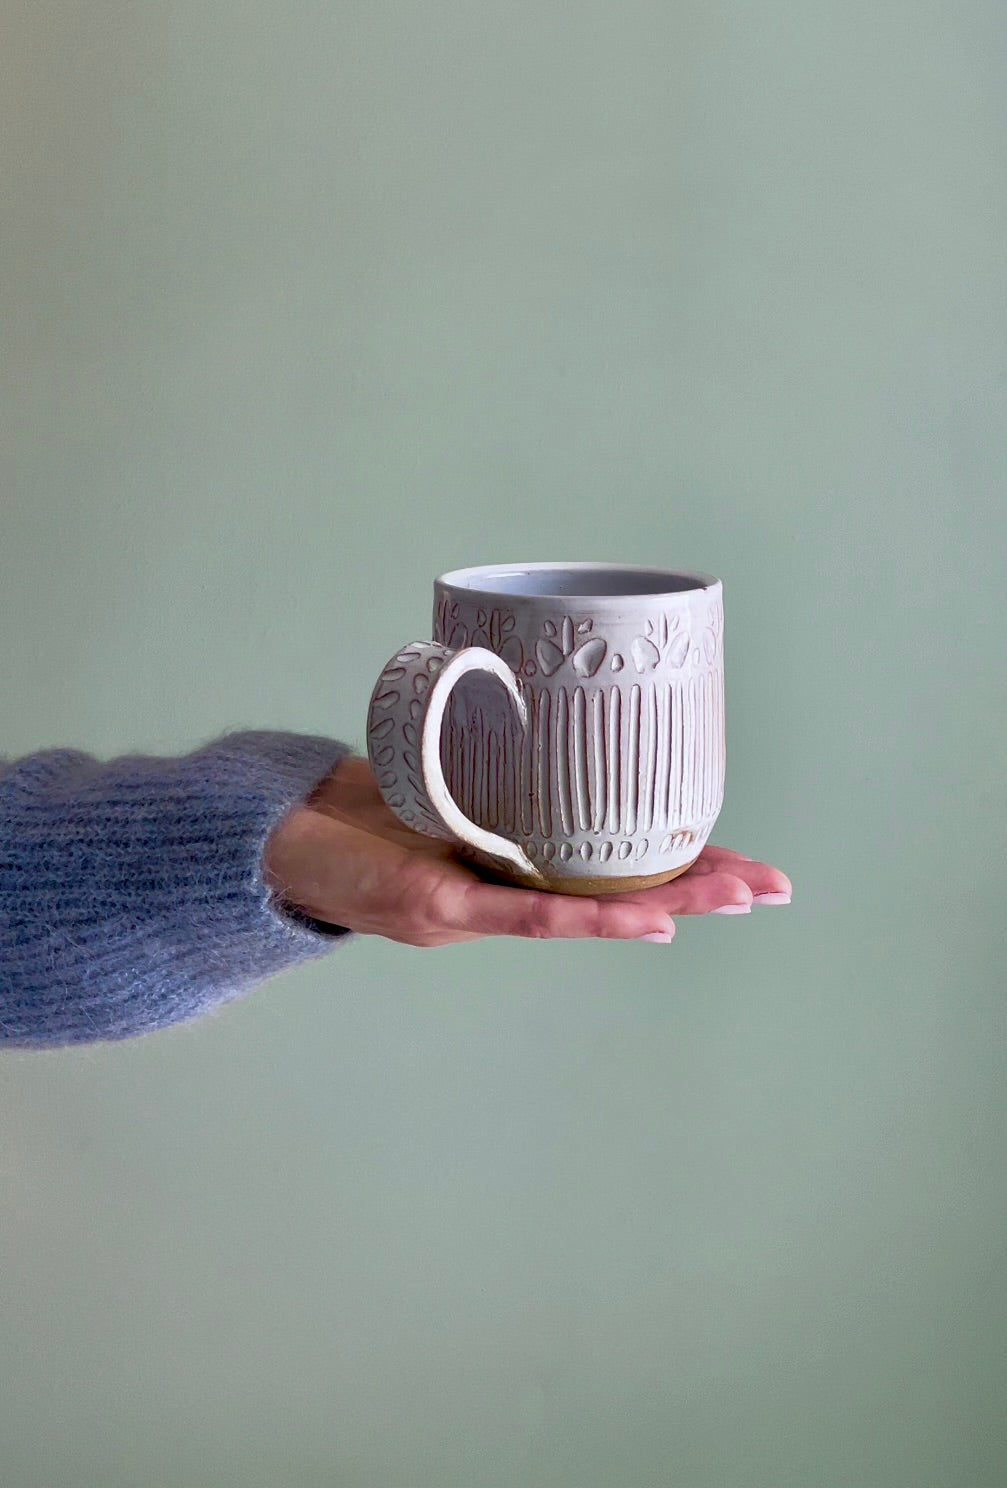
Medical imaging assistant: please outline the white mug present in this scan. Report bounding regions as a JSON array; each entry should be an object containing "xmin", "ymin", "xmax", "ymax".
[{"xmin": 367, "ymin": 562, "xmax": 725, "ymax": 894}]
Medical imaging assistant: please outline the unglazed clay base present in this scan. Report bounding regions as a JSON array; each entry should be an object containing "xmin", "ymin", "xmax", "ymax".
[{"xmin": 471, "ymin": 856, "xmax": 700, "ymax": 896}]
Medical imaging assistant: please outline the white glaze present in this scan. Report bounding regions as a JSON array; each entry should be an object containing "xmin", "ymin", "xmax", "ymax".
[{"xmin": 367, "ymin": 563, "xmax": 725, "ymax": 891}]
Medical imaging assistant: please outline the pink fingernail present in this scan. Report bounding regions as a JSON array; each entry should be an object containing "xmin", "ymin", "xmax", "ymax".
[
  {"xmin": 713, "ymin": 904, "xmax": 751, "ymax": 915},
  {"xmin": 753, "ymin": 892, "xmax": 791, "ymax": 906},
  {"xmin": 638, "ymin": 931, "xmax": 674, "ymax": 943}
]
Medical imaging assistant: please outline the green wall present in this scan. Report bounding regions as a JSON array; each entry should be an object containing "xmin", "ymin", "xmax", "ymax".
[{"xmin": 2, "ymin": 3, "xmax": 1004, "ymax": 1484}]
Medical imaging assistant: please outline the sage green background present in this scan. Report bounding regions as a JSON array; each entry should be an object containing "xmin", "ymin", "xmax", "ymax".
[{"xmin": 2, "ymin": 2, "xmax": 1005, "ymax": 1485}]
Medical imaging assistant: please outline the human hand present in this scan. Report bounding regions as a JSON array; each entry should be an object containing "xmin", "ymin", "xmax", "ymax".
[{"xmin": 263, "ymin": 755, "xmax": 792, "ymax": 947}]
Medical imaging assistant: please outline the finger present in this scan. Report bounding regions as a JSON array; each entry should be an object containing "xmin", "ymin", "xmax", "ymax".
[
  {"xmin": 457, "ymin": 881, "xmax": 676, "ymax": 942},
  {"xmin": 687, "ymin": 845, "xmax": 792, "ymax": 901},
  {"xmin": 607, "ymin": 869, "xmax": 755, "ymax": 916}
]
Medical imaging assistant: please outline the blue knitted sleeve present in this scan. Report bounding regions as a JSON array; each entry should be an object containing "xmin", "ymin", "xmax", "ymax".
[{"xmin": 0, "ymin": 731, "xmax": 354, "ymax": 1048}]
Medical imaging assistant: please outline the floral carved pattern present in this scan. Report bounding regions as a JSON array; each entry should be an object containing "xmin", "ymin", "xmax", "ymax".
[
  {"xmin": 535, "ymin": 616, "xmax": 607, "ymax": 679},
  {"xmin": 435, "ymin": 597, "xmax": 525, "ymax": 675},
  {"xmin": 434, "ymin": 594, "xmax": 722, "ymax": 682}
]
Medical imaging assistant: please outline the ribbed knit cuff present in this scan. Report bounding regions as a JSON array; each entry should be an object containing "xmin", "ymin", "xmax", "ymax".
[
  {"xmin": 189, "ymin": 729, "xmax": 357, "ymax": 949},
  {"xmin": 0, "ymin": 730, "xmax": 355, "ymax": 1046}
]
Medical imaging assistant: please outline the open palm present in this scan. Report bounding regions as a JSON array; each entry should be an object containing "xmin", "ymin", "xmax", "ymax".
[{"xmin": 263, "ymin": 755, "xmax": 792, "ymax": 947}]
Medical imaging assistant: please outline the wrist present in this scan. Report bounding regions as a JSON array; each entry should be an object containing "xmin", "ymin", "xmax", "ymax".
[{"xmin": 262, "ymin": 804, "xmax": 320, "ymax": 917}]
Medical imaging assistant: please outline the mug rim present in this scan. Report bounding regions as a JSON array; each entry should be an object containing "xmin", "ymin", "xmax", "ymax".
[{"xmin": 437, "ymin": 561, "xmax": 721, "ymax": 602}]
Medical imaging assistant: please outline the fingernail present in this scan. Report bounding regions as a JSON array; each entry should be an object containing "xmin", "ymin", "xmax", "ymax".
[
  {"xmin": 713, "ymin": 904, "xmax": 751, "ymax": 915},
  {"xmin": 638, "ymin": 931, "xmax": 674, "ymax": 943},
  {"xmin": 753, "ymin": 892, "xmax": 791, "ymax": 906}
]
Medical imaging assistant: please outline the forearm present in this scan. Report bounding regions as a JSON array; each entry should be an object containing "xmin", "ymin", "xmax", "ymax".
[{"xmin": 0, "ymin": 731, "xmax": 353, "ymax": 1048}]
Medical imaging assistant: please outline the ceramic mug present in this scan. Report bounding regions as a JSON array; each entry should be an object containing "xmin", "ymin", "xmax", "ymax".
[{"xmin": 367, "ymin": 562, "xmax": 725, "ymax": 894}]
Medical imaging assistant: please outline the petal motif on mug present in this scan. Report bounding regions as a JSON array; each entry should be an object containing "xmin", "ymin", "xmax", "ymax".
[
  {"xmin": 571, "ymin": 637, "xmax": 607, "ymax": 678},
  {"xmin": 500, "ymin": 635, "xmax": 524, "ymax": 672},
  {"xmin": 536, "ymin": 638, "xmax": 566, "ymax": 676},
  {"xmin": 668, "ymin": 632, "xmax": 691, "ymax": 668},
  {"xmin": 631, "ymin": 636, "xmax": 661, "ymax": 673}
]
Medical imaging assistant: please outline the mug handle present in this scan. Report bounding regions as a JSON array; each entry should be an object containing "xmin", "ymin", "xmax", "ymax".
[{"xmin": 367, "ymin": 641, "xmax": 538, "ymax": 879}]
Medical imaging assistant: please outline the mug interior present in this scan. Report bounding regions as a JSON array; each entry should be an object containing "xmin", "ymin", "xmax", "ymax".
[{"xmin": 438, "ymin": 563, "xmax": 717, "ymax": 600}]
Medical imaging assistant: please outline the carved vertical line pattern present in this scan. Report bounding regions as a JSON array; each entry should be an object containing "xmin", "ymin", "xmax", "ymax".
[
  {"xmin": 651, "ymin": 686, "xmax": 663, "ymax": 833},
  {"xmin": 658, "ymin": 683, "xmax": 672, "ymax": 831},
  {"xmin": 699, "ymin": 673, "xmax": 708, "ymax": 819},
  {"xmin": 618, "ymin": 687, "xmax": 628, "ymax": 833},
  {"xmin": 695, "ymin": 674, "xmax": 704, "ymax": 821},
  {"xmin": 709, "ymin": 670, "xmax": 718, "ymax": 817},
  {"xmin": 443, "ymin": 717, "xmax": 454, "ymax": 811},
  {"xmin": 670, "ymin": 684, "xmax": 682, "ymax": 826},
  {"xmin": 461, "ymin": 721, "xmax": 467, "ymax": 816},
  {"xmin": 702, "ymin": 673, "xmax": 711, "ymax": 818},
  {"xmin": 607, "ymin": 688, "xmax": 621, "ymax": 835},
  {"xmin": 452, "ymin": 724, "xmax": 461, "ymax": 815},
  {"xmin": 573, "ymin": 686, "xmax": 590, "ymax": 831},
  {"xmin": 457, "ymin": 721, "xmax": 465, "ymax": 816},
  {"xmin": 502, "ymin": 721, "xmax": 511, "ymax": 832},
  {"xmin": 505, "ymin": 723, "xmax": 514, "ymax": 832},
  {"xmin": 716, "ymin": 669, "xmax": 726, "ymax": 805},
  {"xmin": 465, "ymin": 714, "xmax": 475, "ymax": 823},
  {"xmin": 690, "ymin": 678, "xmax": 699, "ymax": 827},
  {"xmin": 502, "ymin": 723, "xmax": 511, "ymax": 833},
  {"xmin": 703, "ymin": 672, "xmax": 712, "ymax": 818},
  {"xmin": 521, "ymin": 695, "xmax": 535, "ymax": 837},
  {"xmin": 683, "ymin": 681, "xmax": 692, "ymax": 824},
  {"xmin": 500, "ymin": 725, "xmax": 508, "ymax": 830},
  {"xmin": 641, "ymin": 684, "xmax": 657, "ymax": 833},
  {"xmin": 482, "ymin": 712, "xmax": 491, "ymax": 827},
  {"xmin": 687, "ymin": 678, "xmax": 696, "ymax": 827},
  {"xmin": 538, "ymin": 689, "xmax": 552, "ymax": 838},
  {"xmin": 702, "ymin": 672, "xmax": 710, "ymax": 815},
  {"xmin": 474, "ymin": 710, "xmax": 484, "ymax": 826},
  {"xmin": 626, "ymin": 684, "xmax": 641, "ymax": 835},
  {"xmin": 517, "ymin": 694, "xmax": 527, "ymax": 835},
  {"xmin": 492, "ymin": 705, "xmax": 503, "ymax": 829},
  {"xmin": 692, "ymin": 678, "xmax": 700, "ymax": 822},
  {"xmin": 591, "ymin": 689, "xmax": 606, "ymax": 832},
  {"xmin": 471, "ymin": 724, "xmax": 479, "ymax": 822},
  {"xmin": 679, "ymin": 680, "xmax": 688, "ymax": 824},
  {"xmin": 468, "ymin": 727, "xmax": 478, "ymax": 823},
  {"xmin": 486, "ymin": 730, "xmax": 498, "ymax": 829},
  {"xmin": 555, "ymin": 687, "xmax": 573, "ymax": 836}
]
